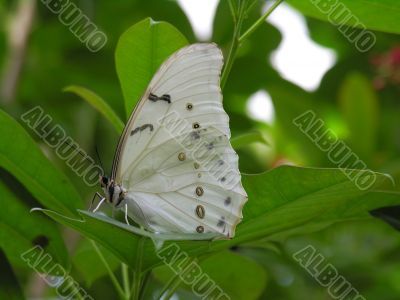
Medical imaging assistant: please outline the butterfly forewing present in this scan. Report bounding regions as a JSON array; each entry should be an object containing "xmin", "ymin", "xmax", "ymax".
[{"xmin": 112, "ymin": 43, "xmax": 247, "ymax": 239}]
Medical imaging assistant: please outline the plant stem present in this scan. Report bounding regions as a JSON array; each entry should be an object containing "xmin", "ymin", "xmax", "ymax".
[
  {"xmin": 227, "ymin": 0, "xmax": 238, "ymax": 24},
  {"xmin": 122, "ymin": 264, "xmax": 131, "ymax": 299},
  {"xmin": 138, "ymin": 270, "xmax": 152, "ymax": 300},
  {"xmin": 157, "ymin": 273, "xmax": 181, "ymax": 300},
  {"xmin": 239, "ymin": 0, "xmax": 284, "ymax": 43},
  {"xmin": 130, "ymin": 237, "xmax": 145, "ymax": 300},
  {"xmin": 222, "ymin": 0, "xmax": 284, "ymax": 89},
  {"xmin": 90, "ymin": 240, "xmax": 126, "ymax": 300},
  {"xmin": 162, "ymin": 275, "xmax": 184, "ymax": 300},
  {"xmin": 156, "ymin": 258, "xmax": 197, "ymax": 300},
  {"xmin": 221, "ymin": 1, "xmax": 247, "ymax": 89}
]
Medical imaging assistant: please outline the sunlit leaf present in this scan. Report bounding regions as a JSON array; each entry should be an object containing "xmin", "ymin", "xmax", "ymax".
[
  {"xmin": 287, "ymin": 0, "xmax": 400, "ymax": 34},
  {"xmin": 115, "ymin": 18, "xmax": 188, "ymax": 117}
]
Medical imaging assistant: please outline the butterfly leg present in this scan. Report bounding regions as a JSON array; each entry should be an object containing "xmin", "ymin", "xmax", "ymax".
[
  {"xmin": 124, "ymin": 203, "xmax": 131, "ymax": 226},
  {"xmin": 148, "ymin": 93, "xmax": 171, "ymax": 103},
  {"xmin": 93, "ymin": 197, "xmax": 106, "ymax": 212},
  {"xmin": 89, "ymin": 192, "xmax": 103, "ymax": 210}
]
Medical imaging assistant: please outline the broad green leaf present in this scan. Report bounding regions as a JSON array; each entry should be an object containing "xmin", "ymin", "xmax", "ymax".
[
  {"xmin": 0, "ymin": 250, "xmax": 24, "ymax": 300},
  {"xmin": 338, "ymin": 72, "xmax": 379, "ymax": 162},
  {"xmin": 40, "ymin": 166, "xmax": 400, "ymax": 272},
  {"xmin": 231, "ymin": 131, "xmax": 269, "ymax": 149},
  {"xmin": 115, "ymin": 18, "xmax": 188, "ymax": 117},
  {"xmin": 0, "ymin": 181, "xmax": 68, "ymax": 269},
  {"xmin": 287, "ymin": 0, "xmax": 400, "ymax": 34},
  {"xmin": 154, "ymin": 251, "xmax": 268, "ymax": 300},
  {"xmin": 233, "ymin": 166, "xmax": 398, "ymax": 246},
  {"xmin": 73, "ymin": 239, "xmax": 120, "ymax": 286},
  {"xmin": 39, "ymin": 209, "xmax": 212, "ymax": 272},
  {"xmin": 0, "ymin": 109, "xmax": 81, "ymax": 216},
  {"xmin": 64, "ymin": 85, "xmax": 125, "ymax": 134}
]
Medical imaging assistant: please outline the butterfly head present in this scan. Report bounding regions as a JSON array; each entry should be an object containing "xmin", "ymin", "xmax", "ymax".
[
  {"xmin": 99, "ymin": 175, "xmax": 112, "ymax": 202},
  {"xmin": 100, "ymin": 175, "xmax": 109, "ymax": 189},
  {"xmin": 99, "ymin": 175, "xmax": 126, "ymax": 207}
]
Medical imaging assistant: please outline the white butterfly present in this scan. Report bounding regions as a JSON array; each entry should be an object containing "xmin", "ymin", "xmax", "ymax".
[{"xmin": 94, "ymin": 43, "xmax": 247, "ymax": 240}]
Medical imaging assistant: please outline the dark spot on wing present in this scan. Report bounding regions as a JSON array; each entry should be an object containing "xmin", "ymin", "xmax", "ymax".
[
  {"xmin": 131, "ymin": 124, "xmax": 153, "ymax": 136},
  {"xmin": 130, "ymin": 127, "xmax": 140, "ymax": 136},
  {"xmin": 224, "ymin": 197, "xmax": 231, "ymax": 206},
  {"xmin": 217, "ymin": 216, "xmax": 225, "ymax": 227},
  {"xmin": 190, "ymin": 131, "xmax": 200, "ymax": 140}
]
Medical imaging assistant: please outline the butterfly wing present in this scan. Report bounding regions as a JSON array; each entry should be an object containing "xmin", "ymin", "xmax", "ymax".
[{"xmin": 112, "ymin": 43, "xmax": 247, "ymax": 239}]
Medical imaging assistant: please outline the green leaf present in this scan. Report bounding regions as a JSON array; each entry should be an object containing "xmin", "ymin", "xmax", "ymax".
[
  {"xmin": 39, "ymin": 209, "xmax": 212, "ymax": 272},
  {"xmin": 266, "ymin": 81, "xmax": 325, "ymax": 165},
  {"xmin": 0, "ymin": 250, "xmax": 24, "ymax": 300},
  {"xmin": 0, "ymin": 181, "xmax": 69, "ymax": 270},
  {"xmin": 338, "ymin": 72, "xmax": 379, "ymax": 162},
  {"xmin": 231, "ymin": 131, "xmax": 269, "ymax": 149},
  {"xmin": 233, "ymin": 166, "xmax": 398, "ymax": 246},
  {"xmin": 287, "ymin": 0, "xmax": 400, "ymax": 34},
  {"xmin": 115, "ymin": 18, "xmax": 188, "ymax": 118},
  {"xmin": 73, "ymin": 239, "xmax": 120, "ymax": 286},
  {"xmin": 40, "ymin": 166, "xmax": 400, "ymax": 273},
  {"xmin": 154, "ymin": 251, "xmax": 268, "ymax": 300},
  {"xmin": 0, "ymin": 109, "xmax": 81, "ymax": 216},
  {"xmin": 64, "ymin": 85, "xmax": 125, "ymax": 134}
]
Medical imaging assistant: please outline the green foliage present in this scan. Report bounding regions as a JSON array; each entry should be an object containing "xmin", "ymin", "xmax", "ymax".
[
  {"xmin": 0, "ymin": 181, "xmax": 68, "ymax": 270},
  {"xmin": 154, "ymin": 250, "xmax": 268, "ymax": 300},
  {"xmin": 0, "ymin": 110, "xmax": 81, "ymax": 216},
  {"xmin": 1, "ymin": 0, "xmax": 400, "ymax": 299},
  {"xmin": 288, "ymin": 0, "xmax": 400, "ymax": 34},
  {"xmin": 115, "ymin": 18, "xmax": 188, "ymax": 117},
  {"xmin": 64, "ymin": 85, "xmax": 125, "ymax": 134},
  {"xmin": 338, "ymin": 72, "xmax": 379, "ymax": 162},
  {"xmin": 0, "ymin": 250, "xmax": 24, "ymax": 300}
]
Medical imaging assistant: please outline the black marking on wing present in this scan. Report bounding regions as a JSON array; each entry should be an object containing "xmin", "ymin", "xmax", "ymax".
[
  {"xmin": 130, "ymin": 124, "xmax": 154, "ymax": 136},
  {"xmin": 148, "ymin": 93, "xmax": 171, "ymax": 103}
]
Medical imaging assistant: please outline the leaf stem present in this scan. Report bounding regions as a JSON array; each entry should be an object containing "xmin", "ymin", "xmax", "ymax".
[
  {"xmin": 221, "ymin": 1, "xmax": 247, "ymax": 89},
  {"xmin": 156, "ymin": 273, "xmax": 181, "ymax": 300},
  {"xmin": 90, "ymin": 240, "xmax": 126, "ymax": 300},
  {"xmin": 122, "ymin": 264, "xmax": 131, "ymax": 299},
  {"xmin": 156, "ymin": 257, "xmax": 196, "ymax": 300},
  {"xmin": 227, "ymin": 0, "xmax": 238, "ymax": 24},
  {"xmin": 138, "ymin": 270, "xmax": 152, "ymax": 300},
  {"xmin": 239, "ymin": 0, "xmax": 284, "ymax": 43},
  {"xmin": 162, "ymin": 274, "xmax": 184, "ymax": 300},
  {"xmin": 130, "ymin": 237, "xmax": 145, "ymax": 300}
]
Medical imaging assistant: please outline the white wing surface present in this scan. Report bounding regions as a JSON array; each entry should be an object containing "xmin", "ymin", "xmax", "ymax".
[{"xmin": 112, "ymin": 43, "xmax": 247, "ymax": 239}]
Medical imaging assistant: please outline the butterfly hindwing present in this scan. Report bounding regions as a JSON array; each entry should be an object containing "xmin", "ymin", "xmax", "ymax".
[{"xmin": 113, "ymin": 43, "xmax": 247, "ymax": 239}]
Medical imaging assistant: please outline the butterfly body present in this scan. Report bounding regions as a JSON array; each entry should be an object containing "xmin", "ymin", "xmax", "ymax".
[{"xmin": 97, "ymin": 44, "xmax": 247, "ymax": 240}]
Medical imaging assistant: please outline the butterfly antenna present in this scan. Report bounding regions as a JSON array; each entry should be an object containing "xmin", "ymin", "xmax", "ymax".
[
  {"xmin": 95, "ymin": 146, "xmax": 105, "ymax": 175},
  {"xmin": 63, "ymin": 140, "xmax": 85, "ymax": 158}
]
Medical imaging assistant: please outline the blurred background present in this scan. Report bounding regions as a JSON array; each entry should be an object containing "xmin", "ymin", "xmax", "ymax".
[{"xmin": 0, "ymin": 0, "xmax": 399, "ymax": 299}]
